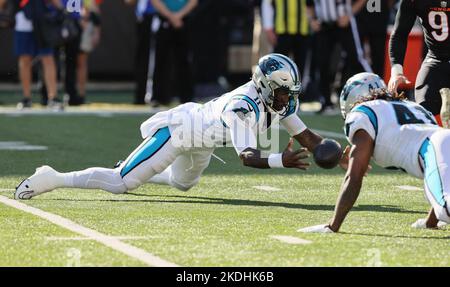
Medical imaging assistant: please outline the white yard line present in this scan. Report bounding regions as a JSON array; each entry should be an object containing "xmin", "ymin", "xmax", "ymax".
[
  {"xmin": 0, "ymin": 141, "xmax": 48, "ymax": 151},
  {"xmin": 252, "ymin": 185, "xmax": 281, "ymax": 192},
  {"xmin": 0, "ymin": 195, "xmax": 178, "ymax": 267},
  {"xmin": 312, "ymin": 129, "xmax": 346, "ymax": 140},
  {"xmin": 46, "ymin": 236, "xmax": 154, "ymax": 241},
  {"xmin": 396, "ymin": 185, "xmax": 422, "ymax": 191},
  {"xmin": 274, "ymin": 123, "xmax": 346, "ymax": 140},
  {"xmin": 0, "ymin": 109, "xmax": 152, "ymax": 116},
  {"xmin": 270, "ymin": 235, "xmax": 312, "ymax": 245}
]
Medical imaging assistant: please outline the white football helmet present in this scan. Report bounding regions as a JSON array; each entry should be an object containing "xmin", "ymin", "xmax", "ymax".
[
  {"xmin": 339, "ymin": 72, "xmax": 387, "ymax": 119},
  {"xmin": 252, "ymin": 53, "xmax": 302, "ymax": 117}
]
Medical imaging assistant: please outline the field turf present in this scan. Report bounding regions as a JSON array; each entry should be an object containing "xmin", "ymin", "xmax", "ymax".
[{"xmin": 0, "ymin": 107, "xmax": 448, "ymax": 266}]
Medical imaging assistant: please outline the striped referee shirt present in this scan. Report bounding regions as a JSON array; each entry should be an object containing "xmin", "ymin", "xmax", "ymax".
[
  {"xmin": 312, "ymin": 0, "xmax": 352, "ymax": 23},
  {"xmin": 262, "ymin": 0, "xmax": 313, "ymax": 35}
]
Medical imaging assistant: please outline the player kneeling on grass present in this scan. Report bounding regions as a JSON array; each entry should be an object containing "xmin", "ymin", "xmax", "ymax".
[
  {"xmin": 15, "ymin": 53, "xmax": 342, "ymax": 200},
  {"xmin": 299, "ymin": 72, "xmax": 450, "ymax": 233}
]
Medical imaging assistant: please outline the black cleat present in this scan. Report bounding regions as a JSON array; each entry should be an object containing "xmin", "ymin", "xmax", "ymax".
[{"xmin": 17, "ymin": 98, "xmax": 32, "ymax": 109}]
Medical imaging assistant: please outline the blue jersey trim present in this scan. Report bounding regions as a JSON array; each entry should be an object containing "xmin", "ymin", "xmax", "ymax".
[
  {"xmin": 419, "ymin": 138, "xmax": 446, "ymax": 207},
  {"xmin": 353, "ymin": 105, "xmax": 378, "ymax": 137},
  {"xmin": 120, "ymin": 127, "xmax": 171, "ymax": 178},
  {"xmin": 234, "ymin": 95, "xmax": 260, "ymax": 122}
]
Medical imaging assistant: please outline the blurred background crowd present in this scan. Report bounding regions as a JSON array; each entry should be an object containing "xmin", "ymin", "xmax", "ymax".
[{"xmin": 0, "ymin": 0, "xmax": 421, "ymax": 113}]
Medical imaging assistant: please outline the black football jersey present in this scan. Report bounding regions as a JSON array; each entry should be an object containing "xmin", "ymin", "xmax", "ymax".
[{"xmin": 390, "ymin": 0, "xmax": 450, "ymax": 64}]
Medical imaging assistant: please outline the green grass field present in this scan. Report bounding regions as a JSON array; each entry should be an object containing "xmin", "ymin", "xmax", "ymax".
[{"xmin": 0, "ymin": 109, "xmax": 449, "ymax": 267}]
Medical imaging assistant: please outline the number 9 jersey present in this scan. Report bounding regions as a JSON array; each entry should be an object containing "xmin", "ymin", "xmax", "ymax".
[{"xmin": 344, "ymin": 99, "xmax": 441, "ymax": 178}]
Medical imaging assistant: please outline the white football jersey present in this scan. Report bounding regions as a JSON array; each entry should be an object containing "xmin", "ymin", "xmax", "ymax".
[
  {"xmin": 140, "ymin": 81, "xmax": 307, "ymax": 154},
  {"xmin": 345, "ymin": 99, "xmax": 441, "ymax": 178}
]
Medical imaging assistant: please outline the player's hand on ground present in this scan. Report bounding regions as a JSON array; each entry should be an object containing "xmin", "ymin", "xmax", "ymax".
[
  {"xmin": 411, "ymin": 218, "xmax": 447, "ymax": 229},
  {"xmin": 388, "ymin": 74, "xmax": 411, "ymax": 93},
  {"xmin": 298, "ymin": 224, "xmax": 334, "ymax": 233},
  {"xmin": 282, "ymin": 138, "xmax": 310, "ymax": 170}
]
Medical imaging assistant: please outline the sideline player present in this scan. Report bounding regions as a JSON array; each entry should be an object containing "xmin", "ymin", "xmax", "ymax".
[
  {"xmin": 15, "ymin": 54, "xmax": 340, "ymax": 199},
  {"xmin": 388, "ymin": 0, "xmax": 450, "ymax": 126},
  {"xmin": 300, "ymin": 72, "xmax": 450, "ymax": 233}
]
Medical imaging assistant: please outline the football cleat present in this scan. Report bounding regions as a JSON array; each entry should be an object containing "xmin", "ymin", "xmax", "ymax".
[{"xmin": 15, "ymin": 165, "xmax": 59, "ymax": 200}]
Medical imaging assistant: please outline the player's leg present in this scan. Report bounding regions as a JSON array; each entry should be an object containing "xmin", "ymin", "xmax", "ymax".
[
  {"xmin": 441, "ymin": 88, "xmax": 450, "ymax": 128},
  {"xmin": 18, "ymin": 55, "xmax": 33, "ymax": 107},
  {"xmin": 148, "ymin": 148, "xmax": 213, "ymax": 191},
  {"xmin": 419, "ymin": 130, "xmax": 450, "ymax": 223},
  {"xmin": 292, "ymin": 35, "xmax": 309, "ymax": 78},
  {"xmin": 174, "ymin": 27, "xmax": 194, "ymax": 104},
  {"xmin": 15, "ymin": 31, "xmax": 35, "ymax": 108},
  {"xmin": 439, "ymin": 62, "xmax": 450, "ymax": 128},
  {"xmin": 317, "ymin": 27, "xmax": 335, "ymax": 110},
  {"xmin": 415, "ymin": 60, "xmax": 448, "ymax": 126},
  {"xmin": 15, "ymin": 127, "xmax": 180, "ymax": 199},
  {"xmin": 273, "ymin": 34, "xmax": 291, "ymax": 57},
  {"xmin": 338, "ymin": 20, "xmax": 372, "ymax": 82}
]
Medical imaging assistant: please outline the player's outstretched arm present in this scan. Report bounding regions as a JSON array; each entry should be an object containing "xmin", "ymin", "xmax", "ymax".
[
  {"xmin": 293, "ymin": 128, "xmax": 323, "ymax": 153},
  {"xmin": 293, "ymin": 128, "xmax": 348, "ymax": 169},
  {"xmin": 328, "ymin": 130, "xmax": 374, "ymax": 232},
  {"xmin": 299, "ymin": 129, "xmax": 373, "ymax": 233},
  {"xmin": 239, "ymin": 139, "xmax": 310, "ymax": 170},
  {"xmin": 388, "ymin": 0, "xmax": 415, "ymax": 93}
]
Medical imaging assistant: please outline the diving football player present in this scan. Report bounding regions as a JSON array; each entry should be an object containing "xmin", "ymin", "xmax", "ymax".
[{"xmin": 16, "ymin": 54, "xmax": 338, "ymax": 199}]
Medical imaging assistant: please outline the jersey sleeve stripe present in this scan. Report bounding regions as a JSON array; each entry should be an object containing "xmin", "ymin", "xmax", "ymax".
[
  {"xmin": 282, "ymin": 97, "xmax": 297, "ymax": 119},
  {"xmin": 237, "ymin": 95, "xmax": 261, "ymax": 122},
  {"xmin": 353, "ymin": 105, "xmax": 378, "ymax": 137}
]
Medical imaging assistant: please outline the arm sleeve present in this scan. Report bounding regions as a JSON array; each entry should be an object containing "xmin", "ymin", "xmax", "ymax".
[
  {"xmin": 221, "ymin": 98, "xmax": 259, "ymax": 155},
  {"xmin": 261, "ymin": 0, "xmax": 274, "ymax": 30},
  {"xmin": 389, "ymin": 0, "xmax": 417, "ymax": 66},
  {"xmin": 280, "ymin": 114, "xmax": 307, "ymax": 136},
  {"xmin": 344, "ymin": 112, "xmax": 376, "ymax": 144}
]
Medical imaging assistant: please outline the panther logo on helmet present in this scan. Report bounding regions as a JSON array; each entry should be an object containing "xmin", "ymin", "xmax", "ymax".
[{"xmin": 260, "ymin": 58, "xmax": 285, "ymax": 76}]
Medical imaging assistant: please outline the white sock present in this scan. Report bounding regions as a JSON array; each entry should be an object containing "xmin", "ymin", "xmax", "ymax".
[
  {"xmin": 60, "ymin": 167, "xmax": 127, "ymax": 194},
  {"xmin": 44, "ymin": 171, "xmax": 66, "ymax": 190}
]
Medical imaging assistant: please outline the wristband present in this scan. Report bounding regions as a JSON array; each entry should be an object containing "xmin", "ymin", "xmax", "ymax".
[
  {"xmin": 391, "ymin": 64, "xmax": 404, "ymax": 77},
  {"xmin": 268, "ymin": 153, "xmax": 284, "ymax": 168}
]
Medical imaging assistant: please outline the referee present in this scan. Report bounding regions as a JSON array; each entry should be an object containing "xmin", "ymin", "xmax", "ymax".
[
  {"xmin": 310, "ymin": 0, "xmax": 372, "ymax": 114},
  {"xmin": 262, "ymin": 0, "xmax": 314, "ymax": 76}
]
